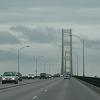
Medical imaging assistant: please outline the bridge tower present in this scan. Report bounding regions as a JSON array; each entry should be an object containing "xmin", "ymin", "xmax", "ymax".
[{"xmin": 61, "ymin": 29, "xmax": 73, "ymax": 76}]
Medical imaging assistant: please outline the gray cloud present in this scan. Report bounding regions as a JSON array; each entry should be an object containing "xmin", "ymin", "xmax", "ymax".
[
  {"xmin": 0, "ymin": 7, "xmax": 99, "ymax": 25},
  {"xmin": 10, "ymin": 25, "xmax": 61, "ymax": 44},
  {"xmin": 0, "ymin": 0, "xmax": 99, "ymax": 10},
  {"xmin": 0, "ymin": 49, "xmax": 33, "ymax": 64},
  {"xmin": 84, "ymin": 38, "xmax": 100, "ymax": 49},
  {"xmin": 0, "ymin": 31, "xmax": 20, "ymax": 44},
  {"xmin": 0, "ymin": 50, "xmax": 16, "ymax": 61},
  {"xmin": 10, "ymin": 25, "xmax": 100, "ymax": 49},
  {"xmin": 0, "ymin": 0, "xmax": 99, "ymax": 25}
]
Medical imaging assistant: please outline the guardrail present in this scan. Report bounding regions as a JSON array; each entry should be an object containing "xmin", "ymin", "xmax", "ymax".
[
  {"xmin": 0, "ymin": 77, "xmax": 1, "ymax": 82},
  {"xmin": 74, "ymin": 76, "xmax": 100, "ymax": 87}
]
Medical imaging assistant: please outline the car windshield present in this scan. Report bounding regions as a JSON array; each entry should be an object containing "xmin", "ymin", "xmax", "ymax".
[{"xmin": 3, "ymin": 72, "xmax": 16, "ymax": 76}]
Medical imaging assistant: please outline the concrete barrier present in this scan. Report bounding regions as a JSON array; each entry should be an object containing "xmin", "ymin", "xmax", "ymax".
[
  {"xmin": 0, "ymin": 77, "xmax": 1, "ymax": 82},
  {"xmin": 74, "ymin": 76, "xmax": 100, "ymax": 87},
  {"xmin": 76, "ymin": 78, "xmax": 100, "ymax": 94}
]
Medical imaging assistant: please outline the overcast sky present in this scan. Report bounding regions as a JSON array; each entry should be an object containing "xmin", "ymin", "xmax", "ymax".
[{"xmin": 0, "ymin": 0, "xmax": 100, "ymax": 76}]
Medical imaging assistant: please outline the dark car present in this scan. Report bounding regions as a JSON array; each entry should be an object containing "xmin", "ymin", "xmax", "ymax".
[
  {"xmin": 53, "ymin": 73, "xmax": 60, "ymax": 77},
  {"xmin": 17, "ymin": 72, "xmax": 22, "ymax": 81},
  {"xmin": 40, "ymin": 73, "xmax": 47, "ymax": 79}
]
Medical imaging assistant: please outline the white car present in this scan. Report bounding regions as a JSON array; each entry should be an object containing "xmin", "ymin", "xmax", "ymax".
[
  {"xmin": 28, "ymin": 74, "xmax": 35, "ymax": 79},
  {"xmin": 2, "ymin": 72, "xmax": 19, "ymax": 84},
  {"xmin": 64, "ymin": 75, "xmax": 70, "ymax": 79}
]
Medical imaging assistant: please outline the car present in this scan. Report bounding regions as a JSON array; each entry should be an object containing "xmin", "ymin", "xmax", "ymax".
[
  {"xmin": 22, "ymin": 74, "xmax": 28, "ymax": 79},
  {"xmin": 17, "ymin": 72, "xmax": 22, "ymax": 81},
  {"xmin": 2, "ymin": 72, "xmax": 19, "ymax": 84},
  {"xmin": 45, "ymin": 74, "xmax": 50, "ymax": 79},
  {"xmin": 53, "ymin": 73, "xmax": 60, "ymax": 77},
  {"xmin": 28, "ymin": 74, "xmax": 35, "ymax": 79},
  {"xmin": 48, "ymin": 74, "xmax": 52, "ymax": 78},
  {"xmin": 64, "ymin": 75, "xmax": 70, "ymax": 79},
  {"xmin": 60, "ymin": 75, "xmax": 63, "ymax": 77},
  {"xmin": 40, "ymin": 73, "xmax": 47, "ymax": 79}
]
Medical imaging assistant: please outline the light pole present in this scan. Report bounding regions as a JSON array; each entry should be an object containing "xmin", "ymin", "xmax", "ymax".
[
  {"xmin": 65, "ymin": 51, "xmax": 67, "ymax": 73},
  {"xmin": 49, "ymin": 64, "xmax": 51, "ymax": 74},
  {"xmin": 69, "ymin": 29, "xmax": 73, "ymax": 76},
  {"xmin": 83, "ymin": 40, "xmax": 85, "ymax": 77},
  {"xmin": 77, "ymin": 55, "xmax": 78, "ymax": 76},
  {"xmin": 36, "ymin": 57, "xmax": 37, "ymax": 77},
  {"xmin": 44, "ymin": 63, "xmax": 46, "ymax": 73},
  {"xmin": 72, "ymin": 34, "xmax": 85, "ymax": 77},
  {"xmin": 35, "ymin": 56, "xmax": 44, "ymax": 77},
  {"xmin": 61, "ymin": 29, "xmax": 64, "ymax": 75},
  {"xmin": 18, "ymin": 46, "xmax": 30, "ymax": 73}
]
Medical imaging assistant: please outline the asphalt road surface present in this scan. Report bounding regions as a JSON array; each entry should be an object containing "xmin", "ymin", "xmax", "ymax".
[
  {"xmin": 0, "ymin": 79, "xmax": 42, "ymax": 89},
  {"xmin": 0, "ymin": 78, "xmax": 100, "ymax": 100}
]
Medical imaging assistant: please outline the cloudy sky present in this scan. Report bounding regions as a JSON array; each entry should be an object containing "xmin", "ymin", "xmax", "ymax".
[{"xmin": 0, "ymin": 0, "xmax": 100, "ymax": 76}]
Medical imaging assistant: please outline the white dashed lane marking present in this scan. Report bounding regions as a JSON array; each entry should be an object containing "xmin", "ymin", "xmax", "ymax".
[{"xmin": 32, "ymin": 96, "xmax": 38, "ymax": 100}]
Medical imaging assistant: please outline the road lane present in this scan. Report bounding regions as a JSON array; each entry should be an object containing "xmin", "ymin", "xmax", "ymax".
[
  {"xmin": 0, "ymin": 77, "xmax": 100, "ymax": 100},
  {"xmin": 0, "ymin": 79, "xmax": 41, "ymax": 89},
  {"xmin": 36, "ymin": 78, "xmax": 100, "ymax": 100},
  {"xmin": 0, "ymin": 78, "xmax": 61, "ymax": 100}
]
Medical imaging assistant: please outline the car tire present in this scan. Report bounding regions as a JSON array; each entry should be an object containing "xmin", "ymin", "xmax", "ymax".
[
  {"xmin": 2, "ymin": 81, "xmax": 5, "ymax": 84},
  {"xmin": 15, "ymin": 81, "xmax": 18, "ymax": 84}
]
